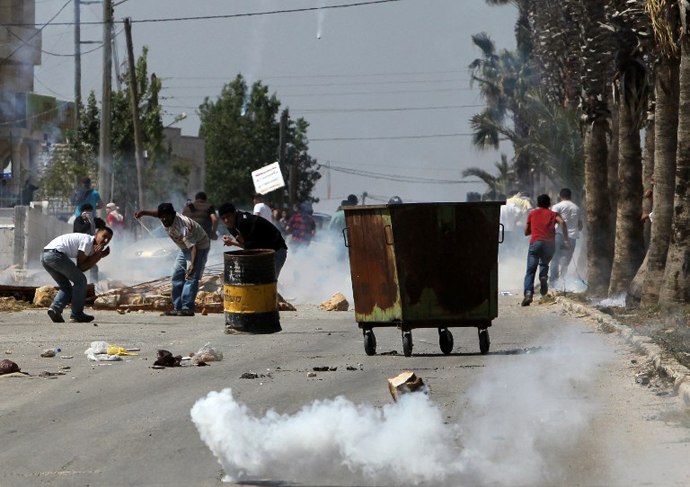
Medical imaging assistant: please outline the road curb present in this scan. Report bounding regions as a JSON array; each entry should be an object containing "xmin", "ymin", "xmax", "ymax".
[{"xmin": 556, "ymin": 297, "xmax": 690, "ymax": 407}]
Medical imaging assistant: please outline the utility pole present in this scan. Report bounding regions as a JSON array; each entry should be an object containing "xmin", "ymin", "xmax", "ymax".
[
  {"xmin": 73, "ymin": 0, "xmax": 81, "ymax": 132},
  {"xmin": 124, "ymin": 17, "xmax": 146, "ymax": 211},
  {"xmin": 278, "ymin": 110, "xmax": 287, "ymax": 210},
  {"xmin": 112, "ymin": 22, "xmax": 122, "ymax": 91},
  {"xmin": 289, "ymin": 152, "xmax": 298, "ymax": 208},
  {"xmin": 98, "ymin": 0, "xmax": 113, "ymax": 208}
]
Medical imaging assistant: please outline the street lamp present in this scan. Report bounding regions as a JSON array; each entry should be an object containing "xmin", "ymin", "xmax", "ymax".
[{"xmin": 164, "ymin": 112, "xmax": 187, "ymax": 129}]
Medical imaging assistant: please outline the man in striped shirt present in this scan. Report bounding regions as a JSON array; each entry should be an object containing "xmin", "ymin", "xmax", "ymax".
[{"xmin": 286, "ymin": 202, "xmax": 316, "ymax": 252}]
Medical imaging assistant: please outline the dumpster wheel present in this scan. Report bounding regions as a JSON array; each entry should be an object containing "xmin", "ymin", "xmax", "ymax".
[
  {"xmin": 439, "ymin": 328, "xmax": 454, "ymax": 355},
  {"xmin": 478, "ymin": 328, "xmax": 490, "ymax": 355},
  {"xmin": 402, "ymin": 332, "xmax": 413, "ymax": 357},
  {"xmin": 363, "ymin": 329, "xmax": 377, "ymax": 356}
]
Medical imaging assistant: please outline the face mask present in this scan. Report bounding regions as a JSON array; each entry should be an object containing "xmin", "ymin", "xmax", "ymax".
[{"xmin": 82, "ymin": 212, "xmax": 92, "ymax": 218}]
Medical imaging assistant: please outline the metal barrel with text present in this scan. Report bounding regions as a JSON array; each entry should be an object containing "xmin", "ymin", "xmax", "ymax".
[{"xmin": 223, "ymin": 249, "xmax": 281, "ymax": 334}]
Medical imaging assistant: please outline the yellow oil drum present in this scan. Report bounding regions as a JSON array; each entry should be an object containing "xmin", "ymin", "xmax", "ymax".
[{"xmin": 224, "ymin": 249, "xmax": 281, "ymax": 334}]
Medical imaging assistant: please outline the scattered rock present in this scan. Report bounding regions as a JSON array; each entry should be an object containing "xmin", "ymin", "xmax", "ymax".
[
  {"xmin": 313, "ymin": 366, "xmax": 329, "ymax": 372},
  {"xmin": 117, "ymin": 309, "xmax": 126, "ymax": 315},
  {"xmin": 240, "ymin": 372, "xmax": 261, "ymax": 379},
  {"xmin": 33, "ymin": 286, "xmax": 57, "ymax": 307},
  {"xmin": 41, "ymin": 349, "xmax": 56, "ymax": 358},
  {"xmin": 318, "ymin": 293, "xmax": 349, "ymax": 312},
  {"xmin": 346, "ymin": 366, "xmax": 357, "ymax": 371},
  {"xmin": 388, "ymin": 371, "xmax": 426, "ymax": 402},
  {"xmin": 201, "ymin": 308, "xmax": 208, "ymax": 316},
  {"xmin": 94, "ymin": 294, "xmax": 120, "ymax": 308},
  {"xmin": 381, "ymin": 350, "xmax": 399, "ymax": 356},
  {"xmin": 4, "ymin": 350, "xmax": 11, "ymax": 355},
  {"xmin": 153, "ymin": 350, "xmax": 182, "ymax": 367},
  {"xmin": 38, "ymin": 370, "xmax": 65, "ymax": 378},
  {"xmin": 0, "ymin": 359, "xmax": 21, "ymax": 375},
  {"xmin": 329, "ymin": 366, "xmax": 337, "ymax": 371},
  {"xmin": 307, "ymin": 372, "xmax": 317, "ymax": 378},
  {"xmin": 635, "ymin": 374, "xmax": 650, "ymax": 385},
  {"xmin": 138, "ymin": 310, "xmax": 145, "ymax": 314},
  {"xmin": 277, "ymin": 293, "xmax": 296, "ymax": 311}
]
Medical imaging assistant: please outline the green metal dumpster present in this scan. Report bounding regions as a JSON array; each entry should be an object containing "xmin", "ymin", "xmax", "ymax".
[{"xmin": 343, "ymin": 202, "xmax": 503, "ymax": 356}]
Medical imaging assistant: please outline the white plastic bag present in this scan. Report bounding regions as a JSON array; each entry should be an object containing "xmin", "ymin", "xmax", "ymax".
[
  {"xmin": 86, "ymin": 352, "xmax": 122, "ymax": 362},
  {"xmin": 84, "ymin": 341, "xmax": 110, "ymax": 356},
  {"xmin": 193, "ymin": 343, "xmax": 223, "ymax": 363}
]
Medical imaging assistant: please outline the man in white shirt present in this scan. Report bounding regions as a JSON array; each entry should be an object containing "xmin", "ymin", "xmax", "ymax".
[
  {"xmin": 550, "ymin": 188, "xmax": 583, "ymax": 286},
  {"xmin": 135, "ymin": 202, "xmax": 210, "ymax": 316},
  {"xmin": 41, "ymin": 227, "xmax": 113, "ymax": 323},
  {"xmin": 253, "ymin": 193, "xmax": 274, "ymax": 223}
]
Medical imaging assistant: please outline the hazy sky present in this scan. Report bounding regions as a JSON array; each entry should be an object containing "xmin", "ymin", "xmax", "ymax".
[{"xmin": 34, "ymin": 0, "xmax": 517, "ymax": 212}]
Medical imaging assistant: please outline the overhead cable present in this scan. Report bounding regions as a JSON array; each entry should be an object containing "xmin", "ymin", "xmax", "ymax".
[{"xmin": 5, "ymin": 0, "xmax": 410, "ymax": 26}]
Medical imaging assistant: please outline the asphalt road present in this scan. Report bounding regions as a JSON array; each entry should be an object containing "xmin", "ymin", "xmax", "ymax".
[{"xmin": 1, "ymin": 296, "xmax": 689, "ymax": 487}]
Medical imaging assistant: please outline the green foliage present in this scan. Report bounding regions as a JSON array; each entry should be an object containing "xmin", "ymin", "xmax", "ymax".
[
  {"xmin": 200, "ymin": 74, "xmax": 320, "ymax": 208},
  {"xmin": 462, "ymin": 154, "xmax": 515, "ymax": 196}
]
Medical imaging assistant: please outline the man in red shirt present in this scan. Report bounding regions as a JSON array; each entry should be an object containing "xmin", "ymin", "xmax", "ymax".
[{"xmin": 522, "ymin": 194, "xmax": 570, "ymax": 306}]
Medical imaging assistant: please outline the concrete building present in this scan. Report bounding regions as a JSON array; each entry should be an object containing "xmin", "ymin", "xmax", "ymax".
[
  {"xmin": 0, "ymin": 0, "xmax": 73, "ymax": 206},
  {"xmin": 162, "ymin": 127, "xmax": 205, "ymax": 197}
]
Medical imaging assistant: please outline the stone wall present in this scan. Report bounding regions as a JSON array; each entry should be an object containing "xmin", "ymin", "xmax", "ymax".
[{"xmin": 0, "ymin": 206, "xmax": 71, "ymax": 269}]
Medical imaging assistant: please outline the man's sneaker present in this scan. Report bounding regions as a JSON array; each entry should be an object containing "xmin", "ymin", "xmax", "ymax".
[
  {"xmin": 163, "ymin": 309, "xmax": 179, "ymax": 316},
  {"xmin": 70, "ymin": 312, "xmax": 95, "ymax": 323},
  {"xmin": 540, "ymin": 277, "xmax": 549, "ymax": 297},
  {"xmin": 521, "ymin": 294, "xmax": 533, "ymax": 307},
  {"xmin": 47, "ymin": 307, "xmax": 65, "ymax": 323},
  {"xmin": 179, "ymin": 309, "xmax": 195, "ymax": 317}
]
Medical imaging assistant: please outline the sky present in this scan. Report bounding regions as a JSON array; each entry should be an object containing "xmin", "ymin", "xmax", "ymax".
[{"xmin": 34, "ymin": 0, "xmax": 518, "ymax": 213}]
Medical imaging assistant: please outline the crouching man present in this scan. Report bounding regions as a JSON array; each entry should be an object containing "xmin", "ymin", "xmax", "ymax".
[
  {"xmin": 218, "ymin": 202, "xmax": 288, "ymax": 277},
  {"xmin": 135, "ymin": 203, "xmax": 210, "ymax": 316},
  {"xmin": 41, "ymin": 227, "xmax": 113, "ymax": 323}
]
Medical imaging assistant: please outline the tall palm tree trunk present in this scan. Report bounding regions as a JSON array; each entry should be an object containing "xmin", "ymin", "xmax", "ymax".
[
  {"xmin": 660, "ymin": 41, "xmax": 690, "ymax": 304},
  {"xmin": 585, "ymin": 118, "xmax": 613, "ymax": 296},
  {"xmin": 607, "ymin": 88, "xmax": 620, "ymax": 238},
  {"xmin": 628, "ymin": 100, "xmax": 656, "ymax": 303},
  {"xmin": 642, "ymin": 59, "xmax": 679, "ymax": 303},
  {"xmin": 608, "ymin": 91, "xmax": 646, "ymax": 296}
]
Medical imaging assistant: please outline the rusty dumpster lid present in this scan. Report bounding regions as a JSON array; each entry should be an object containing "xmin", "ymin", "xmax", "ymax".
[{"xmin": 343, "ymin": 201, "xmax": 504, "ymax": 212}]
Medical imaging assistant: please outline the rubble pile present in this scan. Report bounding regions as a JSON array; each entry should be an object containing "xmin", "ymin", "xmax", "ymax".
[
  {"xmin": 33, "ymin": 286, "xmax": 57, "ymax": 307},
  {"xmin": 0, "ymin": 296, "xmax": 33, "ymax": 312}
]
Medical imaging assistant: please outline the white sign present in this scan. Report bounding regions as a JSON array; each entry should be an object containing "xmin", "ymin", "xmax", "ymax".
[{"xmin": 252, "ymin": 162, "xmax": 285, "ymax": 195}]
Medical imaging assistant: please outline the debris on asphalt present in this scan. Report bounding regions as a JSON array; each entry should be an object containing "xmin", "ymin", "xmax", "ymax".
[
  {"xmin": 635, "ymin": 373, "xmax": 650, "ymax": 385},
  {"xmin": 153, "ymin": 349, "xmax": 182, "ymax": 367},
  {"xmin": 240, "ymin": 372, "xmax": 264, "ymax": 379},
  {"xmin": 107, "ymin": 346, "xmax": 139, "ymax": 356},
  {"xmin": 346, "ymin": 366, "xmax": 357, "ymax": 371},
  {"xmin": 41, "ymin": 348, "xmax": 58, "ymax": 358},
  {"xmin": 38, "ymin": 370, "xmax": 66, "ymax": 378},
  {"xmin": 0, "ymin": 359, "xmax": 21, "ymax": 375},
  {"xmin": 388, "ymin": 371, "xmax": 426, "ymax": 402},
  {"xmin": 117, "ymin": 309, "xmax": 126, "ymax": 315},
  {"xmin": 60, "ymin": 355, "xmax": 74, "ymax": 359},
  {"xmin": 307, "ymin": 372, "xmax": 317, "ymax": 378},
  {"xmin": 313, "ymin": 366, "xmax": 329, "ymax": 372},
  {"xmin": 33, "ymin": 286, "xmax": 57, "ymax": 307},
  {"xmin": 4, "ymin": 350, "xmax": 11, "ymax": 355},
  {"xmin": 201, "ymin": 308, "xmax": 208, "ymax": 316},
  {"xmin": 0, "ymin": 296, "xmax": 33, "ymax": 312},
  {"xmin": 318, "ymin": 293, "xmax": 349, "ymax": 311},
  {"xmin": 381, "ymin": 350, "xmax": 399, "ymax": 356},
  {"xmin": 193, "ymin": 343, "xmax": 223, "ymax": 364},
  {"xmin": 277, "ymin": 293, "xmax": 296, "ymax": 311}
]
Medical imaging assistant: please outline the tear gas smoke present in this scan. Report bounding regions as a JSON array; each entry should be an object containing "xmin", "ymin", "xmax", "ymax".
[
  {"xmin": 191, "ymin": 329, "xmax": 612, "ymax": 485},
  {"xmin": 316, "ymin": 0, "xmax": 327, "ymax": 39},
  {"xmin": 279, "ymin": 234, "xmax": 353, "ymax": 304}
]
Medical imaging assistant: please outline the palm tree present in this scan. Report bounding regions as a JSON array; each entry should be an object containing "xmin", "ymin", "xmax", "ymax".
[
  {"xmin": 642, "ymin": 0, "xmax": 680, "ymax": 303},
  {"xmin": 462, "ymin": 154, "xmax": 516, "ymax": 196},
  {"xmin": 469, "ymin": 33, "xmax": 534, "ymax": 192},
  {"xmin": 607, "ymin": 0, "xmax": 652, "ymax": 296},
  {"xmin": 659, "ymin": 3, "xmax": 690, "ymax": 303}
]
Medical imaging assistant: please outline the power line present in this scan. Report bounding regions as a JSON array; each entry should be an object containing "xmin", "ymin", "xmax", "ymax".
[
  {"xmin": 0, "ymin": 0, "xmax": 72, "ymax": 66},
  {"xmin": 161, "ymin": 87, "xmax": 473, "ymax": 100},
  {"xmin": 161, "ymin": 78, "xmax": 470, "ymax": 90},
  {"xmin": 326, "ymin": 164, "xmax": 478, "ymax": 184},
  {"xmin": 6, "ymin": 0, "xmax": 411, "ymax": 26},
  {"xmin": 291, "ymin": 105, "xmax": 483, "ymax": 114},
  {"xmin": 163, "ymin": 69, "xmax": 466, "ymax": 81},
  {"xmin": 0, "ymin": 101, "xmax": 70, "ymax": 126},
  {"xmin": 311, "ymin": 132, "xmax": 474, "ymax": 141}
]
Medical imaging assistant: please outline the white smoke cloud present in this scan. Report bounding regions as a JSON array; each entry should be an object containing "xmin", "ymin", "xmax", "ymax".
[{"xmin": 191, "ymin": 329, "xmax": 611, "ymax": 485}]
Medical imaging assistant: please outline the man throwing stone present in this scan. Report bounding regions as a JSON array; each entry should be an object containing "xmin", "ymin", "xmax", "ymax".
[
  {"xmin": 41, "ymin": 227, "xmax": 113, "ymax": 322},
  {"xmin": 135, "ymin": 203, "xmax": 210, "ymax": 316},
  {"xmin": 218, "ymin": 202, "xmax": 288, "ymax": 277},
  {"xmin": 522, "ymin": 194, "xmax": 570, "ymax": 306}
]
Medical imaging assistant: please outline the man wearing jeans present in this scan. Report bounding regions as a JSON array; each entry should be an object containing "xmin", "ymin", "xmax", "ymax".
[
  {"xmin": 550, "ymin": 188, "xmax": 583, "ymax": 287},
  {"xmin": 135, "ymin": 203, "xmax": 210, "ymax": 316},
  {"xmin": 522, "ymin": 194, "xmax": 570, "ymax": 306},
  {"xmin": 41, "ymin": 227, "xmax": 113, "ymax": 322}
]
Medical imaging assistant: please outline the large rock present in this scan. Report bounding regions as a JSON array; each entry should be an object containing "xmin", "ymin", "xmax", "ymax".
[
  {"xmin": 33, "ymin": 286, "xmax": 57, "ymax": 307},
  {"xmin": 318, "ymin": 293, "xmax": 349, "ymax": 311},
  {"xmin": 94, "ymin": 294, "xmax": 120, "ymax": 308},
  {"xmin": 388, "ymin": 371, "xmax": 426, "ymax": 402}
]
